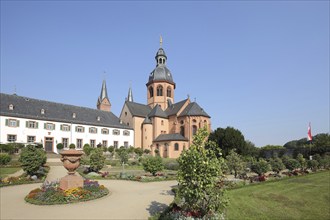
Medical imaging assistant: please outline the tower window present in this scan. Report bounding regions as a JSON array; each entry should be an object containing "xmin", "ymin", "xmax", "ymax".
[
  {"xmin": 157, "ymin": 85, "xmax": 163, "ymax": 96},
  {"xmin": 159, "ymin": 58, "xmax": 162, "ymax": 64},
  {"xmin": 174, "ymin": 143, "xmax": 179, "ymax": 151},
  {"xmin": 167, "ymin": 87, "xmax": 171, "ymax": 97},
  {"xmin": 192, "ymin": 125, "xmax": 198, "ymax": 136},
  {"xmin": 180, "ymin": 126, "xmax": 185, "ymax": 137},
  {"xmin": 149, "ymin": 86, "xmax": 154, "ymax": 98}
]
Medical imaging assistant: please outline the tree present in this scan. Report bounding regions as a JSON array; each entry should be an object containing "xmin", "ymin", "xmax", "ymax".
[
  {"xmin": 89, "ymin": 148, "xmax": 105, "ymax": 172},
  {"xmin": 83, "ymin": 144, "xmax": 93, "ymax": 156},
  {"xmin": 269, "ymin": 157, "xmax": 285, "ymax": 174},
  {"xmin": 19, "ymin": 145, "xmax": 47, "ymax": 176},
  {"xmin": 142, "ymin": 156, "xmax": 164, "ymax": 176},
  {"xmin": 134, "ymin": 148, "xmax": 143, "ymax": 157},
  {"xmin": 208, "ymin": 127, "xmax": 246, "ymax": 157},
  {"xmin": 143, "ymin": 149, "xmax": 151, "ymax": 154},
  {"xmin": 296, "ymin": 153, "xmax": 306, "ymax": 170},
  {"xmin": 177, "ymin": 127, "xmax": 227, "ymax": 217},
  {"xmin": 251, "ymin": 159, "xmax": 270, "ymax": 176},
  {"xmin": 0, "ymin": 153, "xmax": 11, "ymax": 165},
  {"xmin": 307, "ymin": 159, "xmax": 319, "ymax": 171},
  {"xmin": 285, "ymin": 159, "xmax": 300, "ymax": 171},
  {"xmin": 117, "ymin": 147, "xmax": 129, "ymax": 164},
  {"xmin": 226, "ymin": 149, "xmax": 245, "ymax": 178}
]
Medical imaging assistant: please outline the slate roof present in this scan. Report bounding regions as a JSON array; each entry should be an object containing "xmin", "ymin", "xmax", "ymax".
[
  {"xmin": 154, "ymin": 133, "xmax": 188, "ymax": 142},
  {"xmin": 165, "ymin": 99, "xmax": 188, "ymax": 116},
  {"xmin": 148, "ymin": 105, "xmax": 168, "ymax": 119},
  {"xmin": 178, "ymin": 102, "xmax": 210, "ymax": 118},
  {"xmin": 0, "ymin": 93, "xmax": 131, "ymax": 129},
  {"xmin": 142, "ymin": 117, "xmax": 152, "ymax": 124},
  {"xmin": 147, "ymin": 66, "xmax": 175, "ymax": 86},
  {"xmin": 125, "ymin": 101, "xmax": 151, "ymax": 118}
]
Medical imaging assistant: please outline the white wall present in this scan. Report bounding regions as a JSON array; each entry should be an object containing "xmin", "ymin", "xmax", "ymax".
[{"xmin": 0, "ymin": 115, "xmax": 134, "ymax": 153}]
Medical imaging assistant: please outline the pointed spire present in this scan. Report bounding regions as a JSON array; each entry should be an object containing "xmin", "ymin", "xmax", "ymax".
[
  {"xmin": 99, "ymin": 80, "xmax": 109, "ymax": 101},
  {"xmin": 127, "ymin": 83, "xmax": 133, "ymax": 102}
]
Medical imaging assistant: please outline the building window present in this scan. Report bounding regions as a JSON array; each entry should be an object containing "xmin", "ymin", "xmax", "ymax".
[
  {"xmin": 6, "ymin": 119, "xmax": 19, "ymax": 127},
  {"xmin": 75, "ymin": 126, "xmax": 84, "ymax": 133},
  {"xmin": 62, "ymin": 138, "xmax": 68, "ymax": 148},
  {"xmin": 125, "ymin": 112, "xmax": 127, "ymax": 116},
  {"xmin": 180, "ymin": 126, "xmax": 185, "ymax": 137},
  {"xmin": 113, "ymin": 129, "xmax": 120, "ymax": 135},
  {"xmin": 192, "ymin": 125, "xmax": 198, "ymax": 136},
  {"xmin": 26, "ymin": 121, "xmax": 38, "ymax": 129},
  {"xmin": 89, "ymin": 127, "xmax": 97, "ymax": 134},
  {"xmin": 161, "ymin": 120, "xmax": 164, "ymax": 126},
  {"xmin": 41, "ymin": 109, "xmax": 45, "ymax": 114},
  {"xmin": 174, "ymin": 143, "xmax": 179, "ymax": 151},
  {"xmin": 102, "ymin": 140, "xmax": 108, "ymax": 147},
  {"xmin": 113, "ymin": 141, "xmax": 118, "ymax": 148},
  {"xmin": 149, "ymin": 86, "xmax": 154, "ymax": 98},
  {"xmin": 76, "ymin": 139, "xmax": 83, "ymax": 149},
  {"xmin": 124, "ymin": 142, "xmax": 129, "ymax": 148},
  {"xmin": 27, "ymin": 136, "xmax": 36, "ymax": 143},
  {"xmin": 167, "ymin": 87, "xmax": 171, "ymax": 97},
  {"xmin": 44, "ymin": 123, "xmax": 55, "ymax": 130},
  {"xmin": 180, "ymin": 120, "xmax": 184, "ymax": 125},
  {"xmin": 157, "ymin": 85, "xmax": 163, "ymax": 96},
  {"xmin": 101, "ymin": 128, "xmax": 109, "ymax": 134},
  {"xmin": 7, "ymin": 135, "xmax": 17, "ymax": 142},
  {"xmin": 90, "ymin": 139, "xmax": 95, "ymax": 148},
  {"xmin": 123, "ymin": 130, "xmax": 130, "ymax": 136},
  {"xmin": 9, "ymin": 104, "xmax": 14, "ymax": 110},
  {"xmin": 97, "ymin": 116, "xmax": 100, "ymax": 121},
  {"xmin": 192, "ymin": 119, "xmax": 197, "ymax": 123},
  {"xmin": 60, "ymin": 124, "xmax": 70, "ymax": 131}
]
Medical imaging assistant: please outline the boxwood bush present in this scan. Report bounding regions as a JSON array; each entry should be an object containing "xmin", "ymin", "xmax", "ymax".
[
  {"xmin": 19, "ymin": 145, "xmax": 47, "ymax": 176},
  {"xmin": 0, "ymin": 153, "xmax": 11, "ymax": 165}
]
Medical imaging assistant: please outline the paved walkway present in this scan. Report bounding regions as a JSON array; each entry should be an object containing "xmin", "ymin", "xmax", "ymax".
[{"xmin": 1, "ymin": 166, "xmax": 177, "ymax": 220}]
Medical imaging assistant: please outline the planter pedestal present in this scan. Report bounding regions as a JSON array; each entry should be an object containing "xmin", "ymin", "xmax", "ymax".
[{"xmin": 59, "ymin": 149, "xmax": 84, "ymax": 190}]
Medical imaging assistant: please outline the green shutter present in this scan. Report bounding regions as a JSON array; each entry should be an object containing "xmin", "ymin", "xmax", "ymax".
[
  {"xmin": 26, "ymin": 121, "xmax": 28, "ymax": 127},
  {"xmin": 44, "ymin": 123, "xmax": 46, "ymax": 129},
  {"xmin": 53, "ymin": 124, "xmax": 56, "ymax": 130},
  {"xmin": 36, "ymin": 122, "xmax": 39, "ymax": 128},
  {"xmin": 17, "ymin": 120, "xmax": 20, "ymax": 127},
  {"xmin": 68, "ymin": 125, "xmax": 71, "ymax": 131},
  {"xmin": 75, "ymin": 126, "xmax": 78, "ymax": 132},
  {"xmin": 5, "ymin": 119, "xmax": 8, "ymax": 126},
  {"xmin": 60, "ymin": 125, "xmax": 63, "ymax": 131}
]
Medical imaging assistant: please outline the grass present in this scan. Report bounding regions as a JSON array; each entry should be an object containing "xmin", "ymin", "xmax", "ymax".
[
  {"xmin": 226, "ymin": 171, "xmax": 330, "ymax": 220},
  {"xmin": 0, "ymin": 167, "xmax": 21, "ymax": 178}
]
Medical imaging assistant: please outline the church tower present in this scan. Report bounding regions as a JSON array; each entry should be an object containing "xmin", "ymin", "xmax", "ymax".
[
  {"xmin": 146, "ymin": 37, "xmax": 175, "ymax": 110},
  {"xmin": 97, "ymin": 80, "xmax": 111, "ymax": 112}
]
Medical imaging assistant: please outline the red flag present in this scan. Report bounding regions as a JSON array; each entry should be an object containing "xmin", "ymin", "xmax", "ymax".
[{"xmin": 307, "ymin": 122, "xmax": 312, "ymax": 141}]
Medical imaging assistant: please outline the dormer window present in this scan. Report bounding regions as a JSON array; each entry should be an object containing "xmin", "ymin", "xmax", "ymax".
[
  {"xmin": 97, "ymin": 116, "xmax": 100, "ymax": 121},
  {"xmin": 9, "ymin": 104, "xmax": 14, "ymax": 110},
  {"xmin": 41, "ymin": 109, "xmax": 45, "ymax": 114},
  {"xmin": 113, "ymin": 129, "xmax": 120, "ymax": 135},
  {"xmin": 72, "ymin": 113, "xmax": 76, "ymax": 118}
]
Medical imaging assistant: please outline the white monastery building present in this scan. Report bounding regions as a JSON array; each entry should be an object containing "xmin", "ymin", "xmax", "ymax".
[{"xmin": 0, "ymin": 81, "xmax": 134, "ymax": 153}]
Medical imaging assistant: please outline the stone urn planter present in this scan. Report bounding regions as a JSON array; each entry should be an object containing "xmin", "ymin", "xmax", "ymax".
[{"xmin": 59, "ymin": 149, "xmax": 84, "ymax": 190}]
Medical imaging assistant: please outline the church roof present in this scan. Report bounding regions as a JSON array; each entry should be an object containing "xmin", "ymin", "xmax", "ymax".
[
  {"xmin": 154, "ymin": 133, "xmax": 188, "ymax": 142},
  {"xmin": 125, "ymin": 101, "xmax": 151, "ymax": 118},
  {"xmin": 165, "ymin": 99, "xmax": 189, "ymax": 116},
  {"xmin": 0, "ymin": 93, "xmax": 131, "ymax": 129},
  {"xmin": 147, "ymin": 66, "xmax": 175, "ymax": 85},
  {"xmin": 98, "ymin": 80, "xmax": 109, "ymax": 103},
  {"xmin": 179, "ymin": 102, "xmax": 211, "ymax": 118},
  {"xmin": 148, "ymin": 105, "xmax": 168, "ymax": 119},
  {"xmin": 142, "ymin": 117, "xmax": 152, "ymax": 124}
]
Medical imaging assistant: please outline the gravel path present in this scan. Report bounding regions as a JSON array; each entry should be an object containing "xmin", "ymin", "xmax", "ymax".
[{"xmin": 1, "ymin": 166, "xmax": 177, "ymax": 220}]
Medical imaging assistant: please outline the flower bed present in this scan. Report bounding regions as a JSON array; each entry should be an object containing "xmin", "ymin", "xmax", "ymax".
[{"xmin": 25, "ymin": 179, "xmax": 109, "ymax": 205}]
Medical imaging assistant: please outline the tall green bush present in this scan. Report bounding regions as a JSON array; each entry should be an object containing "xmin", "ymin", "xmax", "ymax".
[
  {"xmin": 83, "ymin": 144, "xmax": 93, "ymax": 156},
  {"xmin": 269, "ymin": 157, "xmax": 285, "ymax": 174},
  {"xmin": 142, "ymin": 156, "xmax": 164, "ymax": 176},
  {"xmin": 177, "ymin": 127, "xmax": 227, "ymax": 217},
  {"xmin": 251, "ymin": 159, "xmax": 271, "ymax": 176},
  {"xmin": 89, "ymin": 148, "xmax": 105, "ymax": 172},
  {"xmin": 0, "ymin": 153, "xmax": 11, "ymax": 165},
  {"xmin": 117, "ymin": 147, "xmax": 129, "ymax": 164},
  {"xmin": 19, "ymin": 145, "xmax": 46, "ymax": 176},
  {"xmin": 226, "ymin": 149, "xmax": 245, "ymax": 178}
]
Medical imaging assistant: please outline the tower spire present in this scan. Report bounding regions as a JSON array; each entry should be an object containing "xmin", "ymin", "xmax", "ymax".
[
  {"xmin": 97, "ymin": 79, "xmax": 111, "ymax": 112},
  {"xmin": 160, "ymin": 35, "xmax": 163, "ymax": 48},
  {"xmin": 127, "ymin": 82, "xmax": 133, "ymax": 102}
]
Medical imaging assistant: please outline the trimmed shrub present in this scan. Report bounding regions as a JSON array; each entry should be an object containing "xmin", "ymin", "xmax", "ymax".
[
  {"xmin": 69, "ymin": 143, "xmax": 76, "ymax": 149},
  {"xmin": 0, "ymin": 153, "xmax": 11, "ymax": 165},
  {"xmin": 143, "ymin": 149, "xmax": 151, "ymax": 154},
  {"xmin": 251, "ymin": 159, "xmax": 271, "ymax": 176},
  {"xmin": 142, "ymin": 156, "xmax": 164, "ymax": 176},
  {"xmin": 163, "ymin": 160, "xmax": 180, "ymax": 171},
  {"xmin": 83, "ymin": 144, "xmax": 93, "ymax": 156},
  {"xmin": 108, "ymin": 146, "xmax": 114, "ymax": 154},
  {"xmin": 285, "ymin": 158, "xmax": 301, "ymax": 171},
  {"xmin": 89, "ymin": 149, "xmax": 105, "ymax": 172},
  {"xmin": 19, "ymin": 145, "xmax": 47, "ymax": 176},
  {"xmin": 134, "ymin": 148, "xmax": 143, "ymax": 157},
  {"xmin": 56, "ymin": 143, "xmax": 64, "ymax": 150}
]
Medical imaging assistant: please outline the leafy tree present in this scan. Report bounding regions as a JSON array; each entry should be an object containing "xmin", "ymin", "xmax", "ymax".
[
  {"xmin": 143, "ymin": 149, "xmax": 151, "ymax": 154},
  {"xmin": 245, "ymin": 140, "xmax": 260, "ymax": 158},
  {"xmin": 19, "ymin": 145, "xmax": 46, "ymax": 176},
  {"xmin": 128, "ymin": 146, "xmax": 135, "ymax": 154},
  {"xmin": 142, "ymin": 156, "xmax": 164, "ymax": 176},
  {"xmin": 296, "ymin": 153, "xmax": 307, "ymax": 170},
  {"xmin": 89, "ymin": 148, "xmax": 105, "ymax": 172},
  {"xmin": 134, "ymin": 148, "xmax": 143, "ymax": 157},
  {"xmin": 83, "ymin": 144, "xmax": 93, "ymax": 156},
  {"xmin": 108, "ymin": 146, "xmax": 114, "ymax": 154},
  {"xmin": 226, "ymin": 149, "xmax": 245, "ymax": 178},
  {"xmin": 307, "ymin": 159, "xmax": 319, "ymax": 171},
  {"xmin": 251, "ymin": 159, "xmax": 270, "ymax": 176},
  {"xmin": 208, "ymin": 127, "xmax": 246, "ymax": 157},
  {"xmin": 285, "ymin": 159, "xmax": 300, "ymax": 171},
  {"xmin": 117, "ymin": 147, "xmax": 129, "ymax": 164},
  {"xmin": 269, "ymin": 157, "xmax": 285, "ymax": 174},
  {"xmin": 259, "ymin": 145, "xmax": 285, "ymax": 159},
  {"xmin": 177, "ymin": 127, "xmax": 227, "ymax": 217}
]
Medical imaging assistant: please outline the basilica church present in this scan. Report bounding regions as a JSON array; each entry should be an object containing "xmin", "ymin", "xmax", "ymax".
[{"xmin": 119, "ymin": 41, "xmax": 211, "ymax": 158}]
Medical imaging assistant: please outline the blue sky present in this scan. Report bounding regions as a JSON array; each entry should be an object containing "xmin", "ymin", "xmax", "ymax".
[{"xmin": 1, "ymin": 1, "xmax": 329, "ymax": 147}]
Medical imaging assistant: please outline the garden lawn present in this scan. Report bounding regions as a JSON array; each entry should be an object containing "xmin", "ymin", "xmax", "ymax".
[
  {"xmin": 0, "ymin": 167, "xmax": 21, "ymax": 178},
  {"xmin": 226, "ymin": 171, "xmax": 330, "ymax": 220}
]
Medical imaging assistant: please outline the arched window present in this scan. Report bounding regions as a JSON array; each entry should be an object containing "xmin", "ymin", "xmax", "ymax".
[
  {"xmin": 167, "ymin": 87, "xmax": 171, "ymax": 97},
  {"xmin": 159, "ymin": 58, "xmax": 162, "ymax": 64},
  {"xmin": 192, "ymin": 119, "xmax": 197, "ymax": 123},
  {"xmin": 192, "ymin": 125, "xmax": 198, "ymax": 135},
  {"xmin": 174, "ymin": 143, "xmax": 179, "ymax": 151},
  {"xmin": 161, "ymin": 120, "xmax": 164, "ymax": 125},
  {"xmin": 180, "ymin": 126, "xmax": 185, "ymax": 137},
  {"xmin": 149, "ymin": 86, "xmax": 154, "ymax": 98},
  {"xmin": 157, "ymin": 85, "xmax": 163, "ymax": 96}
]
